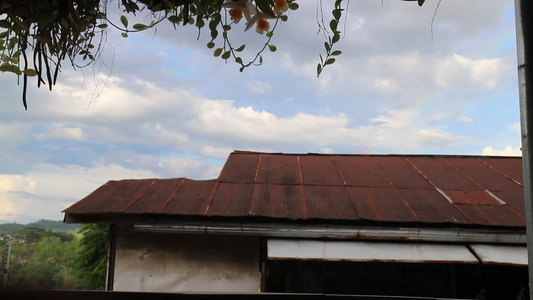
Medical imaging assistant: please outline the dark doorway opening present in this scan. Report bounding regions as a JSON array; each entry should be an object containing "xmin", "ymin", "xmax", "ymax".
[{"xmin": 265, "ymin": 260, "xmax": 528, "ymax": 300}]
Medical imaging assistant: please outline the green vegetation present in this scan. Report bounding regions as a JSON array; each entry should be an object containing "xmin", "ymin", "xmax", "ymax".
[
  {"xmin": 0, "ymin": 219, "xmax": 81, "ymax": 234},
  {"xmin": 0, "ymin": 223, "xmax": 109, "ymax": 290}
]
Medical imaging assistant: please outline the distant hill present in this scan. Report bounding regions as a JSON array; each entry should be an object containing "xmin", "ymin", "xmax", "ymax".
[
  {"xmin": 0, "ymin": 223, "xmax": 26, "ymax": 234},
  {"xmin": 0, "ymin": 219, "xmax": 81, "ymax": 234}
]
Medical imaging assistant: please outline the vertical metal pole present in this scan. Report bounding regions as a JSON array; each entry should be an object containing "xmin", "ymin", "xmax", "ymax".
[
  {"xmin": 516, "ymin": 0, "xmax": 533, "ymax": 298},
  {"xmin": 2, "ymin": 244, "xmax": 10, "ymax": 287}
]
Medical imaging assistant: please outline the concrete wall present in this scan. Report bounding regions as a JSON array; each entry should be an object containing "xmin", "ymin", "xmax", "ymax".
[{"xmin": 112, "ymin": 225, "xmax": 261, "ymax": 292}]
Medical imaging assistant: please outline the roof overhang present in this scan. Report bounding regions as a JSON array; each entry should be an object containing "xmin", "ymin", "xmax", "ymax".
[{"xmin": 131, "ymin": 220, "xmax": 526, "ymax": 244}]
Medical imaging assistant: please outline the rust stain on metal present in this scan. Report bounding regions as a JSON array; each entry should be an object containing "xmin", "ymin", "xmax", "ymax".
[
  {"xmin": 121, "ymin": 179, "xmax": 156, "ymax": 212},
  {"xmin": 297, "ymin": 156, "xmax": 309, "ymax": 218},
  {"xmin": 202, "ymin": 181, "xmax": 220, "ymax": 215},
  {"xmin": 157, "ymin": 178, "xmax": 186, "ymax": 213},
  {"xmin": 64, "ymin": 151, "xmax": 526, "ymax": 228}
]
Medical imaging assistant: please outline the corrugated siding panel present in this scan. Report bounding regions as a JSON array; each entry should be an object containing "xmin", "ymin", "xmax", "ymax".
[
  {"xmin": 80, "ymin": 180, "xmax": 155, "ymax": 213},
  {"xmin": 445, "ymin": 158, "xmax": 522, "ymax": 192},
  {"xmin": 300, "ymin": 156, "xmax": 344, "ymax": 185},
  {"xmin": 64, "ymin": 180, "xmax": 122, "ymax": 213},
  {"xmin": 397, "ymin": 189, "xmax": 469, "ymax": 224},
  {"xmin": 206, "ymin": 183, "xmax": 254, "ymax": 216},
  {"xmin": 160, "ymin": 180, "xmax": 216, "ymax": 215},
  {"xmin": 125, "ymin": 178, "xmax": 185, "ymax": 213},
  {"xmin": 333, "ymin": 156, "xmax": 389, "ymax": 188},
  {"xmin": 345, "ymin": 187, "xmax": 381, "ymax": 221},
  {"xmin": 455, "ymin": 204, "xmax": 525, "ymax": 227},
  {"xmin": 362, "ymin": 187, "xmax": 419, "ymax": 222},
  {"xmin": 492, "ymin": 190, "xmax": 525, "ymax": 216},
  {"xmin": 479, "ymin": 157, "xmax": 524, "ymax": 185},
  {"xmin": 256, "ymin": 154, "xmax": 301, "ymax": 184},
  {"xmin": 406, "ymin": 157, "xmax": 480, "ymax": 190},
  {"xmin": 64, "ymin": 153, "xmax": 526, "ymax": 228},
  {"xmin": 250, "ymin": 183, "xmax": 305, "ymax": 219},
  {"xmin": 218, "ymin": 153, "xmax": 259, "ymax": 182},
  {"xmin": 371, "ymin": 157, "xmax": 434, "ymax": 189},
  {"xmin": 305, "ymin": 186, "xmax": 357, "ymax": 220},
  {"xmin": 442, "ymin": 190, "xmax": 503, "ymax": 205}
]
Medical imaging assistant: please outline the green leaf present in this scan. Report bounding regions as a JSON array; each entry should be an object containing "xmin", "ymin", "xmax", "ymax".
[
  {"xmin": 235, "ymin": 57, "xmax": 243, "ymax": 63},
  {"xmin": 325, "ymin": 58, "xmax": 336, "ymax": 65},
  {"xmin": 168, "ymin": 15, "xmax": 180, "ymax": 23},
  {"xmin": 196, "ymin": 19, "xmax": 205, "ymax": 28},
  {"xmin": 331, "ymin": 50, "xmax": 342, "ymax": 56},
  {"xmin": 330, "ymin": 19, "xmax": 338, "ymax": 32},
  {"xmin": 121, "ymin": 32, "xmax": 128, "ymax": 38},
  {"xmin": 120, "ymin": 15, "xmax": 128, "ymax": 28},
  {"xmin": 266, "ymin": 31, "xmax": 273, "ymax": 38},
  {"xmin": 221, "ymin": 51, "xmax": 231, "ymax": 59},
  {"xmin": 97, "ymin": 23, "xmax": 108, "ymax": 29},
  {"xmin": 223, "ymin": 25, "xmax": 231, "ymax": 31},
  {"xmin": 281, "ymin": 15, "xmax": 288, "ymax": 22},
  {"xmin": 418, "ymin": 0, "xmax": 426, "ymax": 6},
  {"xmin": 256, "ymin": 0, "xmax": 276, "ymax": 17},
  {"xmin": 0, "ymin": 63, "xmax": 21, "ymax": 75},
  {"xmin": 259, "ymin": 55, "xmax": 263, "ymax": 64},
  {"xmin": 332, "ymin": 9, "xmax": 343, "ymax": 20},
  {"xmin": 289, "ymin": 3, "xmax": 299, "ymax": 10},
  {"xmin": 325, "ymin": 42, "xmax": 330, "ymax": 52},
  {"xmin": 332, "ymin": 33, "xmax": 340, "ymax": 44},
  {"xmin": 133, "ymin": 23, "xmax": 147, "ymax": 30},
  {"xmin": 317, "ymin": 63, "xmax": 322, "ymax": 76},
  {"xmin": 23, "ymin": 69, "xmax": 37, "ymax": 76},
  {"xmin": 0, "ymin": 31, "xmax": 8, "ymax": 39},
  {"xmin": 235, "ymin": 44, "xmax": 245, "ymax": 52},
  {"xmin": 207, "ymin": 42, "xmax": 215, "ymax": 49},
  {"xmin": 214, "ymin": 48, "xmax": 223, "ymax": 57},
  {"xmin": 268, "ymin": 45, "xmax": 277, "ymax": 52}
]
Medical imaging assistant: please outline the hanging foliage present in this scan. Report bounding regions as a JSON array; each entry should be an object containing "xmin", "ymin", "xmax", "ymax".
[{"xmin": 0, "ymin": 0, "xmax": 424, "ymax": 109}]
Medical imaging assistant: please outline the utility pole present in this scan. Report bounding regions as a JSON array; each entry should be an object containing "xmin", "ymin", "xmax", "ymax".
[
  {"xmin": 2, "ymin": 243, "xmax": 10, "ymax": 287},
  {"xmin": 515, "ymin": 0, "xmax": 533, "ymax": 299}
]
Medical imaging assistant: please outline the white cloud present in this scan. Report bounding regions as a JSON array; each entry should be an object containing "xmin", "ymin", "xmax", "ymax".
[
  {"xmin": 187, "ymin": 100, "xmax": 468, "ymax": 151},
  {"xmin": 158, "ymin": 157, "xmax": 205, "ymax": 178},
  {"xmin": 507, "ymin": 122, "xmax": 521, "ymax": 132},
  {"xmin": 481, "ymin": 146, "xmax": 522, "ymax": 156},
  {"xmin": 34, "ymin": 124, "xmax": 85, "ymax": 141},
  {"xmin": 0, "ymin": 175, "xmax": 37, "ymax": 222},
  {"xmin": 0, "ymin": 162, "xmax": 160, "ymax": 222},
  {"xmin": 248, "ymin": 81, "xmax": 273, "ymax": 93},
  {"xmin": 436, "ymin": 54, "xmax": 505, "ymax": 89},
  {"xmin": 201, "ymin": 146, "xmax": 234, "ymax": 160}
]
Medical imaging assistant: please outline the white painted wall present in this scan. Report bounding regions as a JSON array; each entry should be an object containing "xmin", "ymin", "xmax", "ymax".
[{"xmin": 113, "ymin": 225, "xmax": 261, "ymax": 292}]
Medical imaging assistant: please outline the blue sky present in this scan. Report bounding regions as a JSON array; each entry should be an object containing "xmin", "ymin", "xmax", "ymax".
[{"xmin": 0, "ymin": 0, "xmax": 522, "ymax": 224}]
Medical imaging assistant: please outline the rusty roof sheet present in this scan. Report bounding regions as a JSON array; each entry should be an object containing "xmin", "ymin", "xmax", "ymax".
[{"xmin": 64, "ymin": 151, "xmax": 526, "ymax": 228}]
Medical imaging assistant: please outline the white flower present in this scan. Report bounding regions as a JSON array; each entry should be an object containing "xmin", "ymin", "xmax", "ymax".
[{"xmin": 221, "ymin": 0, "xmax": 256, "ymax": 23}]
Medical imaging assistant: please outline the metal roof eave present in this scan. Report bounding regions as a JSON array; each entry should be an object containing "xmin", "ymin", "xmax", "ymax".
[{"xmin": 131, "ymin": 221, "xmax": 526, "ymax": 245}]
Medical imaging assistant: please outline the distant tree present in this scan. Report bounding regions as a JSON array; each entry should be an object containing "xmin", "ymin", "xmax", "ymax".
[
  {"xmin": 7, "ymin": 229, "xmax": 79, "ymax": 289},
  {"xmin": 75, "ymin": 224, "xmax": 109, "ymax": 290},
  {"xmin": 13, "ymin": 260, "xmax": 57, "ymax": 289},
  {"xmin": 27, "ymin": 219, "xmax": 81, "ymax": 231}
]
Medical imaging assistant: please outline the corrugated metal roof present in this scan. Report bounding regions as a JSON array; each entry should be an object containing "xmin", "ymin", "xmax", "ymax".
[{"xmin": 64, "ymin": 151, "xmax": 526, "ymax": 228}]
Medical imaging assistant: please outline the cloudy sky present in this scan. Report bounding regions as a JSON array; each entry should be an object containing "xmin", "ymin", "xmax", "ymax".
[{"xmin": 0, "ymin": 0, "xmax": 522, "ymax": 224}]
